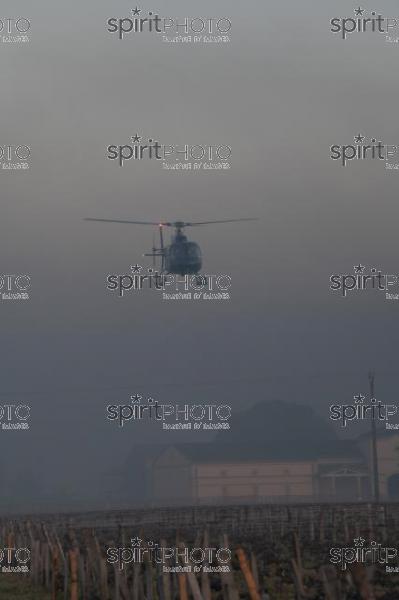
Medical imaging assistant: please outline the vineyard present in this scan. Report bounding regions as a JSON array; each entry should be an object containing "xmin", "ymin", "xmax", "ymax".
[{"xmin": 1, "ymin": 503, "xmax": 399, "ymax": 599}]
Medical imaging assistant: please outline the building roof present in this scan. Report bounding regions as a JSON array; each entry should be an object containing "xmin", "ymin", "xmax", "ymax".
[
  {"xmin": 357, "ymin": 428, "xmax": 399, "ymax": 440},
  {"xmin": 160, "ymin": 441, "xmax": 362, "ymax": 465}
]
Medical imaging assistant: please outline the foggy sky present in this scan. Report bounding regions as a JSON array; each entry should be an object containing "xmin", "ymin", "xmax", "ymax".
[{"xmin": 1, "ymin": 0, "xmax": 399, "ymax": 512}]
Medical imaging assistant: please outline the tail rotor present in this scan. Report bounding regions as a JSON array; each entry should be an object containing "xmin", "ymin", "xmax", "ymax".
[
  {"xmin": 151, "ymin": 231, "xmax": 156, "ymax": 267},
  {"xmin": 159, "ymin": 224, "xmax": 165, "ymax": 271}
]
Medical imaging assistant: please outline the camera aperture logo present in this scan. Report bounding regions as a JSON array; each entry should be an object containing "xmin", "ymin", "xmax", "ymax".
[
  {"xmin": 107, "ymin": 8, "xmax": 231, "ymax": 44},
  {"xmin": 0, "ymin": 548, "xmax": 30, "ymax": 573},
  {"xmin": 330, "ymin": 7, "xmax": 399, "ymax": 44},
  {"xmin": 107, "ymin": 537, "xmax": 231, "ymax": 573},
  {"xmin": 330, "ymin": 538, "xmax": 398, "ymax": 572},
  {"xmin": 0, "ymin": 274, "xmax": 31, "ymax": 301},
  {"xmin": 107, "ymin": 265, "xmax": 231, "ymax": 301},
  {"xmin": 107, "ymin": 134, "xmax": 231, "ymax": 172},
  {"xmin": 1, "ymin": 404, "xmax": 31, "ymax": 431},
  {"xmin": 330, "ymin": 394, "xmax": 399, "ymax": 430},
  {"xmin": 0, "ymin": 18, "xmax": 30, "ymax": 43},
  {"xmin": 330, "ymin": 264, "xmax": 399, "ymax": 301},
  {"xmin": 330, "ymin": 134, "xmax": 399, "ymax": 171},
  {"xmin": 107, "ymin": 394, "xmax": 231, "ymax": 431},
  {"xmin": 0, "ymin": 145, "xmax": 31, "ymax": 171}
]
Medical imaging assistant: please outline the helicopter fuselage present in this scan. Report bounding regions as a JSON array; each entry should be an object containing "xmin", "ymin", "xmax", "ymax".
[
  {"xmin": 85, "ymin": 217, "xmax": 256, "ymax": 275},
  {"xmin": 164, "ymin": 239, "xmax": 202, "ymax": 275}
]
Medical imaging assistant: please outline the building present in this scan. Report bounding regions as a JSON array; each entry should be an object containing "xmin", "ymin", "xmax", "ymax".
[
  {"xmin": 357, "ymin": 430, "xmax": 399, "ymax": 499},
  {"xmin": 148, "ymin": 435, "xmax": 394, "ymax": 505}
]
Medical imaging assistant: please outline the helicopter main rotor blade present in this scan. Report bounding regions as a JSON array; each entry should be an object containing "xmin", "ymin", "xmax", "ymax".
[
  {"xmin": 85, "ymin": 218, "xmax": 258, "ymax": 227},
  {"xmin": 184, "ymin": 218, "xmax": 258, "ymax": 226},
  {"xmin": 84, "ymin": 218, "xmax": 173, "ymax": 226}
]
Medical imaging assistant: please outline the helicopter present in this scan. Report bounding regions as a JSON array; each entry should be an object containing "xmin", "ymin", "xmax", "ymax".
[{"xmin": 84, "ymin": 218, "xmax": 257, "ymax": 275}]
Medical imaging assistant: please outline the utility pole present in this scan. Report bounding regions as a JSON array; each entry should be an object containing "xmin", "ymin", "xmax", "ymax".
[{"xmin": 369, "ymin": 371, "xmax": 380, "ymax": 503}]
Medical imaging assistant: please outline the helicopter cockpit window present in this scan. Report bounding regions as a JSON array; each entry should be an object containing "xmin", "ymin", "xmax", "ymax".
[
  {"xmin": 170, "ymin": 246, "xmax": 184, "ymax": 257},
  {"xmin": 171, "ymin": 243, "xmax": 201, "ymax": 259},
  {"xmin": 186, "ymin": 243, "xmax": 201, "ymax": 258}
]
